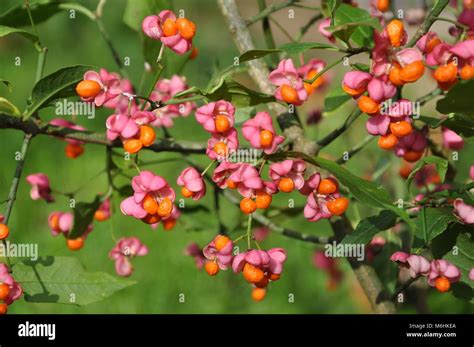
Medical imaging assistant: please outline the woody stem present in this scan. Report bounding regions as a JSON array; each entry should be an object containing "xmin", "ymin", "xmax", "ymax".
[{"xmin": 246, "ymin": 214, "xmax": 253, "ymax": 250}]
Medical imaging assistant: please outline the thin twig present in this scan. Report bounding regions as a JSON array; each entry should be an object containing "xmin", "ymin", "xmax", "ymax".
[
  {"xmin": 316, "ymin": 108, "xmax": 363, "ymax": 149},
  {"xmin": 405, "ymin": 0, "xmax": 450, "ymax": 47},
  {"xmin": 246, "ymin": 0, "xmax": 295, "ymax": 25},
  {"xmin": 0, "ymin": 112, "xmax": 207, "ymax": 154}
]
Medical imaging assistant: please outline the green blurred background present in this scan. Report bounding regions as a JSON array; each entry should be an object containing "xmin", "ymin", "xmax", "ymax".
[{"xmin": 0, "ymin": 0, "xmax": 472, "ymax": 313}]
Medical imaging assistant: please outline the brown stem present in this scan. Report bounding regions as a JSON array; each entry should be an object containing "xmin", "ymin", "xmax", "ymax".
[
  {"xmin": 218, "ymin": 0, "xmax": 395, "ymax": 313},
  {"xmin": 0, "ymin": 112, "xmax": 206, "ymax": 154}
]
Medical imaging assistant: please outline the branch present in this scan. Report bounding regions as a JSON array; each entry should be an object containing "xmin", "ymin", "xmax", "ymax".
[
  {"xmin": 406, "ymin": 0, "xmax": 450, "ymax": 47},
  {"xmin": 336, "ymin": 135, "xmax": 374, "ymax": 164},
  {"xmin": 331, "ymin": 216, "xmax": 396, "ymax": 313},
  {"xmin": 217, "ymin": 0, "xmax": 317, "ymax": 155},
  {"xmin": 0, "ymin": 113, "xmax": 207, "ymax": 155},
  {"xmin": 295, "ymin": 13, "xmax": 323, "ymax": 41},
  {"xmin": 222, "ymin": 189, "xmax": 332, "ymax": 245},
  {"xmin": 316, "ymin": 108, "xmax": 363, "ymax": 149},
  {"xmin": 218, "ymin": 0, "xmax": 395, "ymax": 313},
  {"xmin": 246, "ymin": 0, "xmax": 295, "ymax": 25},
  {"xmin": 2, "ymin": 134, "xmax": 32, "ymax": 269}
]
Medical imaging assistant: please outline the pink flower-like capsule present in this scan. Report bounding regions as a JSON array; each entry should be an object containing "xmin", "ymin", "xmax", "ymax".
[
  {"xmin": 453, "ymin": 199, "xmax": 474, "ymax": 224},
  {"xmin": 269, "ymin": 59, "xmax": 308, "ymax": 105},
  {"xmin": 299, "ymin": 172, "xmax": 321, "ymax": 196},
  {"xmin": 318, "ymin": 18, "xmax": 335, "ymax": 43},
  {"xmin": 94, "ymin": 198, "xmax": 111, "ymax": 222},
  {"xmin": 106, "ymin": 111, "xmax": 156, "ymax": 141},
  {"xmin": 367, "ymin": 76, "xmax": 396, "ymax": 102},
  {"xmin": 120, "ymin": 171, "xmax": 176, "ymax": 223},
  {"xmin": 26, "ymin": 173, "xmax": 54, "ymax": 203},
  {"xmin": 150, "ymin": 75, "xmax": 195, "ymax": 128},
  {"xmin": 390, "ymin": 252, "xmax": 431, "ymax": 278},
  {"xmin": 48, "ymin": 211, "xmax": 73, "ymax": 236},
  {"xmin": 442, "ymin": 127, "xmax": 464, "ymax": 150},
  {"xmin": 79, "ymin": 69, "xmax": 121, "ymax": 107},
  {"xmin": 109, "ymin": 237, "xmax": 149, "ymax": 277},
  {"xmin": 416, "ymin": 32, "xmax": 441, "ymax": 55},
  {"xmin": 203, "ymin": 235, "xmax": 234, "ymax": 270},
  {"xmin": 269, "ymin": 159, "xmax": 306, "ymax": 193},
  {"xmin": 206, "ymin": 128, "xmax": 239, "ymax": 161},
  {"xmin": 390, "ymin": 251, "xmax": 410, "ymax": 264},
  {"xmin": 303, "ymin": 193, "xmax": 334, "ymax": 222},
  {"xmin": 428, "ymin": 259, "xmax": 461, "ymax": 287},
  {"xmin": 0, "ymin": 264, "xmax": 22, "ymax": 305},
  {"xmin": 366, "ymin": 115, "xmax": 391, "ymax": 136},
  {"xmin": 297, "ymin": 58, "xmax": 328, "ymax": 94},
  {"xmin": 232, "ymin": 248, "xmax": 287, "ymax": 284},
  {"xmin": 227, "ymin": 163, "xmax": 263, "ymax": 198},
  {"xmin": 195, "ymin": 100, "xmax": 235, "ymax": 133},
  {"xmin": 142, "ymin": 10, "xmax": 195, "ymax": 55},
  {"xmin": 184, "ymin": 243, "xmax": 206, "ymax": 269},
  {"xmin": 470, "ymin": 165, "xmax": 474, "ymax": 180},
  {"xmin": 103, "ymin": 77, "xmax": 134, "ymax": 112},
  {"xmin": 242, "ymin": 111, "xmax": 284, "ymax": 154},
  {"xmin": 177, "ymin": 167, "xmax": 206, "ymax": 200},
  {"xmin": 426, "ymin": 42, "xmax": 453, "ymax": 66},
  {"xmin": 394, "ymin": 130, "xmax": 427, "ymax": 162},
  {"xmin": 406, "ymin": 255, "xmax": 431, "ymax": 278},
  {"xmin": 106, "ymin": 114, "xmax": 139, "ymax": 141},
  {"xmin": 300, "ymin": 173, "xmax": 343, "ymax": 222},
  {"xmin": 342, "ymin": 71, "xmax": 372, "ymax": 97},
  {"xmin": 211, "ymin": 162, "xmax": 241, "ymax": 189},
  {"xmin": 469, "ymin": 268, "xmax": 474, "ymax": 281}
]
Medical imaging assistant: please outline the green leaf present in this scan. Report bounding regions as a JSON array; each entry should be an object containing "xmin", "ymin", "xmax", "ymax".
[
  {"xmin": 427, "ymin": 185, "xmax": 474, "ymax": 205},
  {"xmin": 234, "ymin": 106, "xmax": 257, "ymax": 125},
  {"xmin": 0, "ymin": 97, "xmax": 21, "ymax": 116},
  {"xmin": 414, "ymin": 208, "xmax": 456, "ymax": 245},
  {"xmin": 0, "ymin": 25, "xmax": 38, "ymax": 44},
  {"xmin": 443, "ymin": 232, "xmax": 474, "ymax": 302},
  {"xmin": 205, "ymin": 65, "xmax": 240, "ymax": 94},
  {"xmin": 239, "ymin": 42, "xmax": 338, "ymax": 63},
  {"xmin": 431, "ymin": 222, "xmax": 464, "ymax": 259},
  {"xmin": 116, "ymin": 185, "xmax": 134, "ymax": 198},
  {"xmin": 13, "ymin": 256, "xmax": 135, "ymax": 306},
  {"xmin": 350, "ymin": 63, "xmax": 370, "ymax": 72},
  {"xmin": 69, "ymin": 196, "xmax": 102, "ymax": 239},
  {"xmin": 332, "ymin": 4, "xmax": 380, "ymax": 47},
  {"xmin": 141, "ymin": 33, "xmax": 162, "ymax": 73},
  {"xmin": 406, "ymin": 156, "xmax": 448, "ymax": 192},
  {"xmin": 436, "ymin": 80, "xmax": 474, "ymax": 117},
  {"xmin": 24, "ymin": 65, "xmax": 94, "ymax": 119},
  {"xmin": 0, "ymin": 1, "xmax": 64, "ymax": 28},
  {"xmin": 178, "ymin": 206, "xmax": 218, "ymax": 232},
  {"xmin": 205, "ymin": 79, "xmax": 274, "ymax": 108},
  {"xmin": 0, "ymin": 77, "xmax": 12, "ymax": 91},
  {"xmin": 283, "ymin": 153, "xmax": 415, "ymax": 230},
  {"xmin": 123, "ymin": 0, "xmax": 172, "ymax": 31},
  {"xmin": 420, "ymin": 114, "xmax": 474, "ymax": 138},
  {"xmin": 324, "ymin": 85, "xmax": 351, "ymax": 112},
  {"xmin": 341, "ymin": 210, "xmax": 398, "ymax": 245},
  {"xmin": 321, "ymin": 0, "xmax": 341, "ymax": 18}
]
